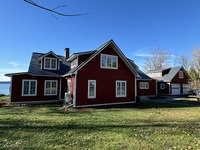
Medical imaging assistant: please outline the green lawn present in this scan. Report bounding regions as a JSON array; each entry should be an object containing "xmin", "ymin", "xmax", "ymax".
[{"xmin": 1, "ymin": 102, "xmax": 200, "ymax": 150}]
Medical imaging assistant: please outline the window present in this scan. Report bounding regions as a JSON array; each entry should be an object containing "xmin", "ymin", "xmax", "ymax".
[
  {"xmin": 101, "ymin": 54, "xmax": 118, "ymax": 69},
  {"xmin": 88, "ymin": 80, "xmax": 96, "ymax": 98},
  {"xmin": 44, "ymin": 57, "xmax": 57, "ymax": 70},
  {"xmin": 140, "ymin": 82, "xmax": 149, "ymax": 89},
  {"xmin": 160, "ymin": 83, "xmax": 165, "ymax": 89},
  {"xmin": 22, "ymin": 80, "xmax": 37, "ymax": 96},
  {"xmin": 179, "ymin": 71, "xmax": 183, "ymax": 78},
  {"xmin": 44, "ymin": 80, "xmax": 58, "ymax": 95},
  {"xmin": 116, "ymin": 81, "xmax": 126, "ymax": 97},
  {"xmin": 71, "ymin": 59, "xmax": 77, "ymax": 68}
]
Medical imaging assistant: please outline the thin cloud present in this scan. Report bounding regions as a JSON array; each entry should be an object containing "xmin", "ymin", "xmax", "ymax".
[
  {"xmin": 133, "ymin": 53, "xmax": 152, "ymax": 57},
  {"xmin": 6, "ymin": 61, "xmax": 28, "ymax": 67}
]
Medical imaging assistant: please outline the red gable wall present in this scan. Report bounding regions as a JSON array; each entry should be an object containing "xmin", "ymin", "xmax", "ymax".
[
  {"xmin": 170, "ymin": 68, "xmax": 190, "ymax": 94},
  {"xmin": 75, "ymin": 45, "xmax": 136, "ymax": 107}
]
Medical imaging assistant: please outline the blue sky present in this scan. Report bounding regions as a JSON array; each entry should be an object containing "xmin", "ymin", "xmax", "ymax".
[{"xmin": 0, "ymin": 0, "xmax": 200, "ymax": 81}]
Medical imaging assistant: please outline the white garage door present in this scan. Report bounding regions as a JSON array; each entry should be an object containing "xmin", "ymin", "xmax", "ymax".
[
  {"xmin": 171, "ymin": 84, "xmax": 180, "ymax": 95},
  {"xmin": 183, "ymin": 84, "xmax": 190, "ymax": 94}
]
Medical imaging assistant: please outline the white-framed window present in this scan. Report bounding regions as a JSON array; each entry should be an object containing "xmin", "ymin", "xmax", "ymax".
[
  {"xmin": 160, "ymin": 83, "xmax": 165, "ymax": 89},
  {"xmin": 71, "ymin": 59, "xmax": 77, "ymax": 68},
  {"xmin": 116, "ymin": 81, "xmax": 127, "ymax": 97},
  {"xmin": 44, "ymin": 80, "xmax": 58, "ymax": 95},
  {"xmin": 179, "ymin": 71, "xmax": 183, "ymax": 78},
  {"xmin": 88, "ymin": 80, "xmax": 96, "ymax": 98},
  {"xmin": 44, "ymin": 57, "xmax": 57, "ymax": 70},
  {"xmin": 101, "ymin": 54, "xmax": 118, "ymax": 69},
  {"xmin": 22, "ymin": 80, "xmax": 37, "ymax": 96},
  {"xmin": 140, "ymin": 82, "xmax": 149, "ymax": 89}
]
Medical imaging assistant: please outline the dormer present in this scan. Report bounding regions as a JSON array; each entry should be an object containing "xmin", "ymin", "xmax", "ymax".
[
  {"xmin": 147, "ymin": 72, "xmax": 162, "ymax": 78},
  {"xmin": 39, "ymin": 51, "xmax": 62, "ymax": 71},
  {"xmin": 67, "ymin": 50, "xmax": 95, "ymax": 70}
]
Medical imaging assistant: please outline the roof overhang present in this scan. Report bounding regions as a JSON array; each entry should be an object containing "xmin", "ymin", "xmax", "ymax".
[{"xmin": 5, "ymin": 72, "xmax": 29, "ymax": 77}]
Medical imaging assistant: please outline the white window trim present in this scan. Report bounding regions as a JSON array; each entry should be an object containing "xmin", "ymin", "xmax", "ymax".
[
  {"xmin": 88, "ymin": 80, "xmax": 96, "ymax": 99},
  {"xmin": 160, "ymin": 83, "xmax": 165, "ymax": 89},
  {"xmin": 44, "ymin": 57, "xmax": 57, "ymax": 70},
  {"xmin": 100, "ymin": 54, "xmax": 118, "ymax": 69},
  {"xmin": 116, "ymin": 80, "xmax": 127, "ymax": 97},
  {"xmin": 22, "ymin": 80, "xmax": 37, "ymax": 96},
  {"xmin": 179, "ymin": 71, "xmax": 184, "ymax": 78},
  {"xmin": 44, "ymin": 80, "xmax": 58, "ymax": 96},
  {"xmin": 139, "ymin": 82, "xmax": 149, "ymax": 89}
]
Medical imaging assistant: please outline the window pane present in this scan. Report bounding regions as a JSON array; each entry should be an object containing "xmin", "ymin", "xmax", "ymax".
[
  {"xmin": 117, "ymin": 82, "xmax": 120, "ymax": 96},
  {"xmin": 45, "ymin": 59, "xmax": 50, "ymax": 68},
  {"xmin": 51, "ymin": 59, "xmax": 56, "ymax": 68},
  {"xmin": 107, "ymin": 56, "xmax": 111, "ymax": 67},
  {"xmin": 89, "ymin": 87, "xmax": 94, "ymax": 96},
  {"xmin": 23, "ymin": 81, "xmax": 29, "ymax": 95},
  {"xmin": 45, "ymin": 82, "xmax": 51, "ymax": 94},
  {"xmin": 30, "ymin": 81, "xmax": 36, "ymax": 94},
  {"xmin": 112, "ymin": 57, "xmax": 117, "ymax": 68},
  {"xmin": 122, "ymin": 82, "xmax": 125, "ymax": 95},
  {"xmin": 51, "ymin": 82, "xmax": 57, "ymax": 94},
  {"xmin": 101, "ymin": 55, "xmax": 106, "ymax": 67}
]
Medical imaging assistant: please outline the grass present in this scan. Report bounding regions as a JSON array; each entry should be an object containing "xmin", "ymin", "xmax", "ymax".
[
  {"xmin": 1, "ymin": 102, "xmax": 200, "ymax": 149},
  {"xmin": 0, "ymin": 95, "xmax": 9, "ymax": 102}
]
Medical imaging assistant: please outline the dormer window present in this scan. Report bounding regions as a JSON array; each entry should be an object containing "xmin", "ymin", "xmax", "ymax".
[
  {"xmin": 44, "ymin": 57, "xmax": 57, "ymax": 70},
  {"xmin": 179, "ymin": 71, "xmax": 183, "ymax": 78},
  {"xmin": 101, "ymin": 54, "xmax": 118, "ymax": 69}
]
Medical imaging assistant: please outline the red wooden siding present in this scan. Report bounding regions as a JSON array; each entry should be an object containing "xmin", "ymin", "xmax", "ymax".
[
  {"xmin": 137, "ymin": 80, "xmax": 156, "ymax": 96},
  {"xmin": 75, "ymin": 45, "xmax": 136, "ymax": 107},
  {"xmin": 11, "ymin": 74, "xmax": 65, "ymax": 103}
]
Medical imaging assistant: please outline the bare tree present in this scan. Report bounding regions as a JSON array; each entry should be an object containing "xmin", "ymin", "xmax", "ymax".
[
  {"xmin": 191, "ymin": 46, "xmax": 200, "ymax": 78},
  {"xmin": 177, "ymin": 53, "xmax": 190, "ymax": 71},
  {"xmin": 24, "ymin": 0, "xmax": 89, "ymax": 19},
  {"xmin": 143, "ymin": 47, "xmax": 171, "ymax": 71}
]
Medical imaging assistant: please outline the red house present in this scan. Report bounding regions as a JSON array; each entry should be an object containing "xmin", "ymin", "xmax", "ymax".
[
  {"xmin": 146, "ymin": 67, "xmax": 191, "ymax": 95},
  {"xmin": 5, "ymin": 40, "xmax": 156, "ymax": 107}
]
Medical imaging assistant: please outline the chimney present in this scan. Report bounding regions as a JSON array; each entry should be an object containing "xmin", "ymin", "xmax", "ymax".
[{"xmin": 64, "ymin": 48, "xmax": 70, "ymax": 59}]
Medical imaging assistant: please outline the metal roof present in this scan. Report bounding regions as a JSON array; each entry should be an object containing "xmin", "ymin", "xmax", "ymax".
[{"xmin": 28, "ymin": 52, "xmax": 70, "ymax": 76}]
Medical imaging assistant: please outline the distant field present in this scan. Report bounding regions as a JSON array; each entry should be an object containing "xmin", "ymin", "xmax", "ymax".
[{"xmin": 0, "ymin": 102, "xmax": 200, "ymax": 149}]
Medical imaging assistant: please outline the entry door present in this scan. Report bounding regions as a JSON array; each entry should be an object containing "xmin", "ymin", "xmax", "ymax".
[
  {"xmin": 171, "ymin": 84, "xmax": 180, "ymax": 95},
  {"xmin": 183, "ymin": 84, "xmax": 190, "ymax": 94}
]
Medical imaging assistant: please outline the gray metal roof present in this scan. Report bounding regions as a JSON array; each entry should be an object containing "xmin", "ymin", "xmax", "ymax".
[
  {"xmin": 148, "ymin": 66, "xmax": 190, "ymax": 82},
  {"xmin": 28, "ymin": 52, "xmax": 70, "ymax": 76}
]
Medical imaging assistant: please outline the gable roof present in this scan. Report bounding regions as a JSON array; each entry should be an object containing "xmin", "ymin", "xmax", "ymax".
[
  {"xmin": 38, "ymin": 51, "xmax": 63, "ymax": 61},
  {"xmin": 64, "ymin": 40, "xmax": 140, "ymax": 78},
  {"xmin": 28, "ymin": 52, "xmax": 70, "ymax": 76},
  {"xmin": 148, "ymin": 66, "xmax": 190, "ymax": 82}
]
